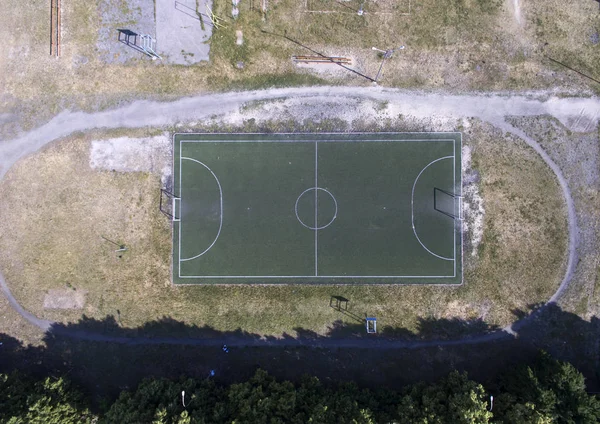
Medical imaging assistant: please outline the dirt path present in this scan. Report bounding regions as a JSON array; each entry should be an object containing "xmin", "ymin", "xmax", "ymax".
[
  {"xmin": 2, "ymin": 87, "xmax": 599, "ymax": 179},
  {"xmin": 0, "ymin": 86, "xmax": 593, "ymax": 347},
  {"xmin": 0, "ymin": 271, "xmax": 52, "ymax": 332},
  {"xmin": 493, "ymin": 123, "xmax": 578, "ymax": 306},
  {"xmin": 509, "ymin": 0, "xmax": 522, "ymax": 26}
]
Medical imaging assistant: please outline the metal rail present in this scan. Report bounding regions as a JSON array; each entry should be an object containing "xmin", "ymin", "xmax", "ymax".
[
  {"xmin": 292, "ymin": 55, "xmax": 352, "ymax": 64},
  {"xmin": 50, "ymin": 0, "xmax": 60, "ymax": 56}
]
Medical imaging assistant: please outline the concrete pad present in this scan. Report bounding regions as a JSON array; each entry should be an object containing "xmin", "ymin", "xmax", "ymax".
[
  {"xmin": 89, "ymin": 135, "xmax": 172, "ymax": 183},
  {"xmin": 97, "ymin": 0, "xmax": 156, "ymax": 64},
  {"xmin": 156, "ymin": 0, "xmax": 213, "ymax": 64},
  {"xmin": 44, "ymin": 289, "xmax": 88, "ymax": 309}
]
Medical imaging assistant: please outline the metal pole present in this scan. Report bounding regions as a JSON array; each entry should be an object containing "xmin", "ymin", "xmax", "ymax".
[
  {"xmin": 374, "ymin": 55, "xmax": 387, "ymax": 82},
  {"xmin": 101, "ymin": 235, "xmax": 121, "ymax": 247},
  {"xmin": 372, "ymin": 46, "xmax": 404, "ymax": 82},
  {"xmin": 57, "ymin": 0, "xmax": 60, "ymax": 57}
]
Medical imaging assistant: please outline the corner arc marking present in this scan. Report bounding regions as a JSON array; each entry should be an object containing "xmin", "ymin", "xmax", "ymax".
[
  {"xmin": 180, "ymin": 157, "xmax": 223, "ymax": 262},
  {"xmin": 411, "ymin": 156, "xmax": 454, "ymax": 261}
]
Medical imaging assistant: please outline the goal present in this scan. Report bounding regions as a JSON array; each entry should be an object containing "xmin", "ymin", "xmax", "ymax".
[
  {"xmin": 159, "ymin": 189, "xmax": 181, "ymax": 221},
  {"xmin": 434, "ymin": 187, "xmax": 462, "ymax": 220}
]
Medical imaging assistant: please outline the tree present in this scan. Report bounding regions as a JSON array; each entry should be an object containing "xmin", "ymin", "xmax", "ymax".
[
  {"xmin": 494, "ymin": 351, "xmax": 600, "ymax": 424},
  {"xmin": 103, "ymin": 376, "xmax": 225, "ymax": 423},
  {"xmin": 20, "ymin": 351, "xmax": 596, "ymax": 424},
  {"xmin": 0, "ymin": 372, "xmax": 94, "ymax": 424},
  {"xmin": 104, "ymin": 370, "xmax": 377, "ymax": 424},
  {"xmin": 397, "ymin": 370, "xmax": 493, "ymax": 424}
]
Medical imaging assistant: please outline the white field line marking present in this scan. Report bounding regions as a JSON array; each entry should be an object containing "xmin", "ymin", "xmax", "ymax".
[
  {"xmin": 178, "ymin": 140, "xmax": 182, "ymax": 278},
  {"xmin": 459, "ymin": 134, "xmax": 464, "ymax": 281},
  {"xmin": 175, "ymin": 135, "xmax": 459, "ymax": 278},
  {"xmin": 453, "ymin": 140, "xmax": 456, "ymax": 276},
  {"xmin": 294, "ymin": 187, "xmax": 338, "ymax": 230},
  {"xmin": 315, "ymin": 141, "xmax": 318, "ymax": 276},
  {"xmin": 411, "ymin": 156, "xmax": 455, "ymax": 261},
  {"xmin": 179, "ymin": 157, "xmax": 223, "ymax": 262},
  {"xmin": 178, "ymin": 274, "xmax": 455, "ymax": 278},
  {"xmin": 176, "ymin": 132, "xmax": 458, "ymax": 135},
  {"xmin": 180, "ymin": 138, "xmax": 455, "ymax": 144}
]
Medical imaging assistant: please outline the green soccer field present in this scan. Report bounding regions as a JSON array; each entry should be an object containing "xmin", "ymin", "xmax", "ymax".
[{"xmin": 172, "ymin": 133, "xmax": 462, "ymax": 284}]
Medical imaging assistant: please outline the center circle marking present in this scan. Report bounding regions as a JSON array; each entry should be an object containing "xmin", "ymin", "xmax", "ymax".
[{"xmin": 295, "ymin": 187, "xmax": 338, "ymax": 230}]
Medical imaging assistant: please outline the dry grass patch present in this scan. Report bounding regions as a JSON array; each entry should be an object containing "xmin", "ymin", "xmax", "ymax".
[
  {"xmin": 2, "ymin": 0, "xmax": 600, "ymax": 138},
  {"xmin": 0, "ymin": 134, "xmax": 172, "ymax": 325},
  {"xmin": 0, "ymin": 294, "xmax": 45, "ymax": 346},
  {"xmin": 462, "ymin": 121, "xmax": 568, "ymax": 324},
  {"xmin": 0, "ymin": 124, "xmax": 568, "ymax": 337},
  {"xmin": 507, "ymin": 116, "xmax": 600, "ymax": 319}
]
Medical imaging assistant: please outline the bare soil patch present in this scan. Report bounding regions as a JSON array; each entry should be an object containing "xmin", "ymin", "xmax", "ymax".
[
  {"xmin": 44, "ymin": 289, "xmax": 88, "ymax": 309},
  {"xmin": 89, "ymin": 134, "xmax": 172, "ymax": 182}
]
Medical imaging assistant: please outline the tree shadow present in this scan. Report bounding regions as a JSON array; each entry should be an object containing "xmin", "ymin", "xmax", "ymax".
[
  {"xmin": 1, "ymin": 302, "xmax": 599, "ymax": 409},
  {"xmin": 414, "ymin": 316, "xmax": 500, "ymax": 340}
]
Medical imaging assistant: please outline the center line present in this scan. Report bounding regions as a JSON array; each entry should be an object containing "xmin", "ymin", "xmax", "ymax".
[{"xmin": 315, "ymin": 141, "xmax": 318, "ymax": 276}]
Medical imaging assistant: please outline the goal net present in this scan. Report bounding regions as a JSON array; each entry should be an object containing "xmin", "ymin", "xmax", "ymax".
[
  {"xmin": 159, "ymin": 189, "xmax": 181, "ymax": 221},
  {"xmin": 434, "ymin": 187, "xmax": 462, "ymax": 220}
]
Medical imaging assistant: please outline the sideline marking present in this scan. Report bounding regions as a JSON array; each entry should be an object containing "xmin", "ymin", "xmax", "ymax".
[
  {"xmin": 178, "ymin": 142, "xmax": 182, "ymax": 277},
  {"xmin": 453, "ymin": 141, "xmax": 456, "ymax": 277},
  {"xmin": 176, "ymin": 135, "xmax": 459, "ymax": 280},
  {"xmin": 179, "ymin": 157, "xmax": 223, "ymax": 262},
  {"xmin": 179, "ymin": 274, "xmax": 454, "ymax": 278},
  {"xmin": 315, "ymin": 141, "xmax": 318, "ymax": 276},
  {"xmin": 180, "ymin": 138, "xmax": 454, "ymax": 144},
  {"xmin": 411, "ymin": 156, "xmax": 455, "ymax": 261}
]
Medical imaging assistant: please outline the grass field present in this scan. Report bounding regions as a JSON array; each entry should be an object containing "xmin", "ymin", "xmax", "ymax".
[
  {"xmin": 174, "ymin": 133, "xmax": 462, "ymax": 284},
  {"xmin": 0, "ymin": 120, "xmax": 568, "ymax": 338}
]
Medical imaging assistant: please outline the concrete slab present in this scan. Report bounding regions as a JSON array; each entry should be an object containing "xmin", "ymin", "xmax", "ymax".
[
  {"xmin": 156, "ymin": 0, "xmax": 213, "ymax": 64},
  {"xmin": 44, "ymin": 289, "xmax": 88, "ymax": 309},
  {"xmin": 97, "ymin": 0, "xmax": 156, "ymax": 64}
]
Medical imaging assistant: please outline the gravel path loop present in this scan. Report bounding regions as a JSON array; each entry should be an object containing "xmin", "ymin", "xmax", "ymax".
[{"xmin": 0, "ymin": 87, "xmax": 592, "ymax": 347}]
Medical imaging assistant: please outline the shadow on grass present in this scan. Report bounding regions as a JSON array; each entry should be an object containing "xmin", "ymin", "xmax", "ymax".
[
  {"xmin": 44, "ymin": 313, "xmax": 500, "ymax": 341},
  {"xmin": 1, "ymin": 303, "xmax": 599, "ymax": 407}
]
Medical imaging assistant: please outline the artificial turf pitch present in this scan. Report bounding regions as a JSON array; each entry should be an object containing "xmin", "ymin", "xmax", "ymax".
[{"xmin": 172, "ymin": 133, "xmax": 462, "ymax": 284}]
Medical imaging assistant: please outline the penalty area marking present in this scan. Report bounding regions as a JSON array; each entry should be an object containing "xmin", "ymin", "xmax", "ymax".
[
  {"xmin": 411, "ymin": 155, "xmax": 455, "ymax": 262},
  {"xmin": 179, "ymin": 157, "xmax": 223, "ymax": 262}
]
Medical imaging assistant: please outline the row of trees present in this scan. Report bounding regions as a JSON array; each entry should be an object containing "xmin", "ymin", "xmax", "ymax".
[{"xmin": 1, "ymin": 351, "xmax": 599, "ymax": 423}]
